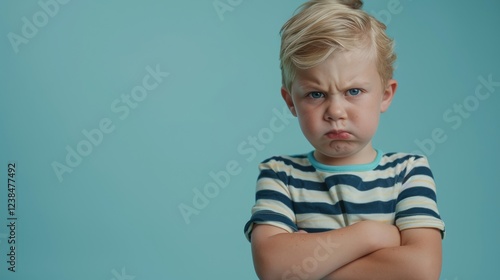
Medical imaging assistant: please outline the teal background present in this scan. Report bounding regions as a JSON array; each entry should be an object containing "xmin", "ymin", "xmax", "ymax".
[{"xmin": 1, "ymin": 0, "xmax": 499, "ymax": 279}]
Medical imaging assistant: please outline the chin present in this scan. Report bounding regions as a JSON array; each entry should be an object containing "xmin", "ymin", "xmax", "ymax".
[{"xmin": 316, "ymin": 147, "xmax": 357, "ymax": 158}]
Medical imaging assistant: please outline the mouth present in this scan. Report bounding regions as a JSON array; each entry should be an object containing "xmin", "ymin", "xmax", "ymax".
[{"xmin": 325, "ymin": 130, "xmax": 351, "ymax": 140}]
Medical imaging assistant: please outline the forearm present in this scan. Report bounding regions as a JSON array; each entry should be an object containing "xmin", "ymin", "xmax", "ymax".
[
  {"xmin": 252, "ymin": 221, "xmax": 399, "ymax": 280},
  {"xmin": 323, "ymin": 229, "xmax": 442, "ymax": 280}
]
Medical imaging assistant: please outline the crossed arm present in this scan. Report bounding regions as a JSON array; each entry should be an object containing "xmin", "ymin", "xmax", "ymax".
[{"xmin": 251, "ymin": 222, "xmax": 442, "ymax": 280}]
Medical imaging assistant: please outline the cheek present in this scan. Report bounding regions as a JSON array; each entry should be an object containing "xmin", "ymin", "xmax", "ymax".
[
  {"xmin": 362, "ymin": 111, "xmax": 380, "ymax": 131},
  {"xmin": 354, "ymin": 107, "xmax": 379, "ymax": 130},
  {"xmin": 298, "ymin": 115, "xmax": 314, "ymax": 130},
  {"xmin": 297, "ymin": 110, "xmax": 321, "ymax": 133}
]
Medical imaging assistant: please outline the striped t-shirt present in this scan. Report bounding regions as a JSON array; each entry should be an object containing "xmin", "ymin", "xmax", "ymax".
[{"xmin": 244, "ymin": 150, "xmax": 445, "ymax": 241}]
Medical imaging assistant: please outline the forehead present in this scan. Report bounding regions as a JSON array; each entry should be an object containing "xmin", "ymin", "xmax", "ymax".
[{"xmin": 294, "ymin": 48, "xmax": 380, "ymax": 89}]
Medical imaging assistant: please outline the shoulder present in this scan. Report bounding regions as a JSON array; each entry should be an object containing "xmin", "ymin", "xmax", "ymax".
[
  {"xmin": 374, "ymin": 152, "xmax": 433, "ymax": 180},
  {"xmin": 259, "ymin": 153, "xmax": 315, "ymax": 173},
  {"xmin": 380, "ymin": 151, "xmax": 428, "ymax": 163},
  {"xmin": 378, "ymin": 152, "xmax": 431, "ymax": 169}
]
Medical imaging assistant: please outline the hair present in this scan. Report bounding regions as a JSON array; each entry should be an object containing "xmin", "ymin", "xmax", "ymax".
[{"xmin": 279, "ymin": 0, "xmax": 396, "ymax": 91}]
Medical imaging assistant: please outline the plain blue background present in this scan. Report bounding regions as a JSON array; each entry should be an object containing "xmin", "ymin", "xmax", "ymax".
[{"xmin": 1, "ymin": 0, "xmax": 499, "ymax": 279}]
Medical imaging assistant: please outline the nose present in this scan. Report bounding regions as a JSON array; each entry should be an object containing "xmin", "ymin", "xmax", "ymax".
[{"xmin": 324, "ymin": 96, "xmax": 347, "ymax": 121}]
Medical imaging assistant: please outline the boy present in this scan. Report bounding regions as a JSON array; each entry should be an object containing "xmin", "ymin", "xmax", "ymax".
[{"xmin": 243, "ymin": 0, "xmax": 445, "ymax": 279}]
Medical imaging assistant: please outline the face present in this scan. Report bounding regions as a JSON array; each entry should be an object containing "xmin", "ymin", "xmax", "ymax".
[{"xmin": 282, "ymin": 48, "xmax": 397, "ymax": 166}]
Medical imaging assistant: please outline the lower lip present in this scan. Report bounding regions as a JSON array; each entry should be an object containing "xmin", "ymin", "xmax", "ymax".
[{"xmin": 326, "ymin": 131, "xmax": 351, "ymax": 140}]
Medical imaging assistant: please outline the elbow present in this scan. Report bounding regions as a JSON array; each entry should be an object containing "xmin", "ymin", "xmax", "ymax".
[
  {"xmin": 411, "ymin": 256, "xmax": 442, "ymax": 280},
  {"xmin": 252, "ymin": 238, "xmax": 292, "ymax": 280},
  {"xmin": 413, "ymin": 267, "xmax": 441, "ymax": 280},
  {"xmin": 255, "ymin": 270, "xmax": 279, "ymax": 280},
  {"xmin": 255, "ymin": 269, "xmax": 293, "ymax": 280},
  {"xmin": 254, "ymin": 260, "xmax": 306, "ymax": 280},
  {"xmin": 253, "ymin": 254, "xmax": 283, "ymax": 280},
  {"xmin": 253, "ymin": 248, "xmax": 298, "ymax": 280}
]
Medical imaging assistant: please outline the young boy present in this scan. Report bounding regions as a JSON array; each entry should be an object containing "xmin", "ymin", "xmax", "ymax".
[{"xmin": 243, "ymin": 0, "xmax": 445, "ymax": 279}]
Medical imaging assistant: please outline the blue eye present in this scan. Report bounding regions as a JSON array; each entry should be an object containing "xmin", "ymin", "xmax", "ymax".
[
  {"xmin": 347, "ymin": 88, "xmax": 361, "ymax": 96},
  {"xmin": 309, "ymin": 92, "xmax": 325, "ymax": 99}
]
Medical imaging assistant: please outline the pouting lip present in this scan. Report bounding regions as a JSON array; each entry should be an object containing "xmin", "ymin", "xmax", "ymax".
[{"xmin": 325, "ymin": 129, "xmax": 351, "ymax": 140}]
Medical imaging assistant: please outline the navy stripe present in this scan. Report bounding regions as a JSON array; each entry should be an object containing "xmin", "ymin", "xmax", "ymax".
[
  {"xmin": 374, "ymin": 154, "xmax": 422, "ymax": 171},
  {"xmin": 397, "ymin": 186, "xmax": 436, "ymax": 203},
  {"xmin": 383, "ymin": 152, "xmax": 398, "ymax": 157},
  {"xmin": 259, "ymin": 170, "xmax": 327, "ymax": 191},
  {"xmin": 244, "ymin": 210, "xmax": 298, "ymax": 240},
  {"xmin": 287, "ymin": 176, "xmax": 327, "ymax": 191},
  {"xmin": 403, "ymin": 166, "xmax": 434, "ymax": 184},
  {"xmin": 395, "ymin": 207, "xmax": 441, "ymax": 220},
  {"xmin": 259, "ymin": 170, "xmax": 401, "ymax": 192},
  {"xmin": 261, "ymin": 156, "xmax": 316, "ymax": 172},
  {"xmin": 299, "ymin": 227, "xmax": 335, "ymax": 233},
  {"xmin": 289, "ymin": 154, "xmax": 308, "ymax": 159},
  {"xmin": 256, "ymin": 190, "xmax": 294, "ymax": 211},
  {"xmin": 294, "ymin": 200, "xmax": 396, "ymax": 215},
  {"xmin": 258, "ymin": 169, "xmax": 288, "ymax": 184},
  {"xmin": 324, "ymin": 174, "xmax": 398, "ymax": 191}
]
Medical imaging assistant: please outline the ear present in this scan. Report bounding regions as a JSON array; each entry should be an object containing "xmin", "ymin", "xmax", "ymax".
[
  {"xmin": 380, "ymin": 79, "xmax": 397, "ymax": 113},
  {"xmin": 281, "ymin": 87, "xmax": 297, "ymax": 117}
]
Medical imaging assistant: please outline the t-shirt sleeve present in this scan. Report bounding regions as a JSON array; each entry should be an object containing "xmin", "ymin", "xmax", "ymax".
[
  {"xmin": 244, "ymin": 158, "xmax": 298, "ymax": 242},
  {"xmin": 395, "ymin": 155, "xmax": 445, "ymax": 237}
]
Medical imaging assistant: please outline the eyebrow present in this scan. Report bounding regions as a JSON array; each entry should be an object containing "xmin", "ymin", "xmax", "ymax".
[
  {"xmin": 294, "ymin": 76, "xmax": 327, "ymax": 88},
  {"xmin": 295, "ymin": 79, "xmax": 372, "ymax": 91},
  {"xmin": 295, "ymin": 81, "xmax": 319, "ymax": 89},
  {"xmin": 293, "ymin": 83, "xmax": 323, "ymax": 94}
]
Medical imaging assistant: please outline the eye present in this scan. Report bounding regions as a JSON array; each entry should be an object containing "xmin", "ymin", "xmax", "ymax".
[
  {"xmin": 308, "ymin": 91, "xmax": 325, "ymax": 99},
  {"xmin": 346, "ymin": 88, "xmax": 361, "ymax": 96}
]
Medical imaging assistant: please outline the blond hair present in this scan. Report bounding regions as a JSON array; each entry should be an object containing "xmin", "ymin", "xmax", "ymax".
[{"xmin": 280, "ymin": 0, "xmax": 396, "ymax": 91}]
